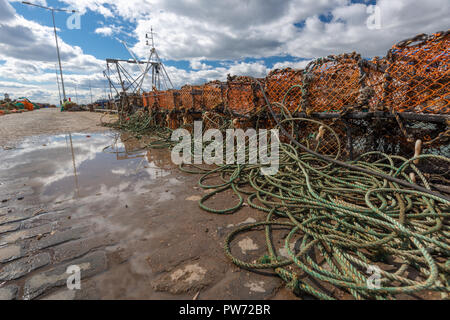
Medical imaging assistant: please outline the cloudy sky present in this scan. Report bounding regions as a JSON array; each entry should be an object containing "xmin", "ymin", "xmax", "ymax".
[{"xmin": 0, "ymin": 0, "xmax": 448, "ymax": 104}]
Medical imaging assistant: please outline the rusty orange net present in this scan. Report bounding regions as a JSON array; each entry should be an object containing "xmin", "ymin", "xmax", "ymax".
[
  {"xmin": 143, "ymin": 91, "xmax": 158, "ymax": 111},
  {"xmin": 363, "ymin": 57, "xmax": 387, "ymax": 111},
  {"xmin": 305, "ymin": 53, "xmax": 362, "ymax": 113},
  {"xmin": 202, "ymin": 81, "xmax": 225, "ymax": 111},
  {"xmin": 265, "ymin": 68, "xmax": 303, "ymax": 113},
  {"xmin": 383, "ymin": 31, "xmax": 449, "ymax": 114},
  {"xmin": 157, "ymin": 90, "xmax": 179, "ymax": 111},
  {"xmin": 142, "ymin": 31, "xmax": 448, "ymax": 117},
  {"xmin": 179, "ymin": 85, "xmax": 203, "ymax": 111},
  {"xmin": 226, "ymin": 76, "xmax": 266, "ymax": 115}
]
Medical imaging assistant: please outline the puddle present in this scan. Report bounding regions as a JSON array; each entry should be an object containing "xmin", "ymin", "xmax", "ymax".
[
  {"xmin": 0, "ymin": 131, "xmax": 225, "ymax": 299},
  {"xmin": 0, "ymin": 132, "xmax": 173, "ymax": 202}
]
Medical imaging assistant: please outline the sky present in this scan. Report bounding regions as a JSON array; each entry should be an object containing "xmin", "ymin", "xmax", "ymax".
[{"xmin": 0, "ymin": 0, "xmax": 448, "ymax": 104}]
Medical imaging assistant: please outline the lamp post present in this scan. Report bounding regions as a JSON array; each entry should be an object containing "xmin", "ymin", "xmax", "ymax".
[
  {"xmin": 55, "ymin": 64, "xmax": 62, "ymax": 105},
  {"xmin": 22, "ymin": 1, "xmax": 77, "ymax": 103}
]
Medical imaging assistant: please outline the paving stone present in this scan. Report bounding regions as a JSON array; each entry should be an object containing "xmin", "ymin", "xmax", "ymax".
[
  {"xmin": 0, "ymin": 224, "xmax": 52, "ymax": 245},
  {"xmin": 21, "ymin": 211, "xmax": 72, "ymax": 229},
  {"xmin": 0, "ymin": 205, "xmax": 60, "ymax": 226},
  {"xmin": 41, "ymin": 289, "xmax": 76, "ymax": 300},
  {"xmin": 0, "ymin": 253, "xmax": 51, "ymax": 281},
  {"xmin": 53, "ymin": 236, "xmax": 115, "ymax": 262},
  {"xmin": 0, "ymin": 186, "xmax": 34, "ymax": 200},
  {"xmin": 0, "ymin": 207, "xmax": 42, "ymax": 225},
  {"xmin": 0, "ymin": 207, "xmax": 16, "ymax": 216},
  {"xmin": 0, "ymin": 244, "xmax": 23, "ymax": 263},
  {"xmin": 30, "ymin": 227, "xmax": 88, "ymax": 251},
  {"xmin": 0, "ymin": 222, "xmax": 20, "ymax": 234},
  {"xmin": 0, "ymin": 285, "xmax": 19, "ymax": 300},
  {"xmin": 0, "ymin": 212, "xmax": 26, "ymax": 225},
  {"xmin": 24, "ymin": 251, "xmax": 107, "ymax": 300}
]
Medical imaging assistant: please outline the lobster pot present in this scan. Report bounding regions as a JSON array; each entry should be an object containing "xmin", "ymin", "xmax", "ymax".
[
  {"xmin": 157, "ymin": 90, "xmax": 180, "ymax": 111},
  {"xmin": 363, "ymin": 57, "xmax": 387, "ymax": 111},
  {"xmin": 226, "ymin": 77, "xmax": 265, "ymax": 115},
  {"xmin": 265, "ymin": 68, "xmax": 303, "ymax": 113},
  {"xmin": 145, "ymin": 91, "xmax": 158, "ymax": 110},
  {"xmin": 306, "ymin": 54, "xmax": 362, "ymax": 113},
  {"xmin": 180, "ymin": 85, "xmax": 203, "ymax": 111},
  {"xmin": 383, "ymin": 32, "xmax": 449, "ymax": 114},
  {"xmin": 202, "ymin": 81, "xmax": 225, "ymax": 111}
]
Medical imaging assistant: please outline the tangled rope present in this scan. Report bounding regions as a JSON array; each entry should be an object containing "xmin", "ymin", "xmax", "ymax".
[{"xmin": 103, "ymin": 84, "xmax": 449, "ymax": 300}]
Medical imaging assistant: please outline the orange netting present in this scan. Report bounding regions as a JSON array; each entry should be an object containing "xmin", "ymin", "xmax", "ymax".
[
  {"xmin": 226, "ymin": 76, "xmax": 266, "ymax": 115},
  {"xmin": 202, "ymin": 81, "xmax": 225, "ymax": 111},
  {"xmin": 141, "ymin": 30, "xmax": 448, "ymax": 116},
  {"xmin": 305, "ymin": 53, "xmax": 362, "ymax": 113},
  {"xmin": 179, "ymin": 85, "xmax": 203, "ymax": 111},
  {"xmin": 383, "ymin": 31, "xmax": 449, "ymax": 114},
  {"xmin": 265, "ymin": 68, "xmax": 303, "ymax": 113},
  {"xmin": 156, "ymin": 90, "xmax": 179, "ymax": 110},
  {"xmin": 143, "ymin": 91, "xmax": 158, "ymax": 111}
]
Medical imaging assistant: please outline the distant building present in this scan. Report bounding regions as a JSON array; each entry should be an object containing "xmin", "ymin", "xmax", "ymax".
[{"xmin": 4, "ymin": 93, "xmax": 10, "ymax": 101}]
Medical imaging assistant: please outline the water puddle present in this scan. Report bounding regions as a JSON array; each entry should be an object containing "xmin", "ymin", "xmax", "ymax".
[
  {"xmin": 0, "ymin": 132, "xmax": 173, "ymax": 202},
  {"xmin": 0, "ymin": 131, "xmax": 205, "ymax": 299}
]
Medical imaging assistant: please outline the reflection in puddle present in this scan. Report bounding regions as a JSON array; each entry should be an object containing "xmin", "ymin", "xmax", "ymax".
[
  {"xmin": 0, "ymin": 132, "xmax": 172, "ymax": 202},
  {"xmin": 0, "ymin": 131, "xmax": 195, "ymax": 299}
]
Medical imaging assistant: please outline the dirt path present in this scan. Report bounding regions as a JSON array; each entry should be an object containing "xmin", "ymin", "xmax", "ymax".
[{"xmin": 0, "ymin": 109, "xmax": 110, "ymax": 148}]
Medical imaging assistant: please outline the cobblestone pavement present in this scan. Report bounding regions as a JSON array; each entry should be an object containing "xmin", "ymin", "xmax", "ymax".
[{"xmin": 0, "ymin": 130, "xmax": 291, "ymax": 300}]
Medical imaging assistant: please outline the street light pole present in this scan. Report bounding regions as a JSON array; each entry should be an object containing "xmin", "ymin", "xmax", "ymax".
[
  {"xmin": 51, "ymin": 8, "xmax": 66, "ymax": 102},
  {"xmin": 55, "ymin": 64, "xmax": 62, "ymax": 105},
  {"xmin": 75, "ymin": 84, "xmax": 79, "ymax": 105},
  {"xmin": 22, "ymin": 2, "xmax": 77, "ymax": 103}
]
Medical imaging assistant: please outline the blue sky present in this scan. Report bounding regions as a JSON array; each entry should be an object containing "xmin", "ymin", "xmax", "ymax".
[
  {"xmin": 11, "ymin": 0, "xmax": 307, "ymax": 70},
  {"xmin": 13, "ymin": 1, "xmax": 137, "ymax": 61},
  {"xmin": 0, "ymin": 0, "xmax": 448, "ymax": 104}
]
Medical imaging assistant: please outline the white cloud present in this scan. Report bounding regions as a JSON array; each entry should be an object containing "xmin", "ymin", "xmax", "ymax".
[
  {"xmin": 0, "ymin": 0, "xmax": 15, "ymax": 21},
  {"xmin": 95, "ymin": 26, "xmax": 113, "ymax": 36},
  {"xmin": 189, "ymin": 59, "xmax": 211, "ymax": 70},
  {"xmin": 285, "ymin": 0, "xmax": 450, "ymax": 57},
  {"xmin": 58, "ymin": 0, "xmax": 449, "ymax": 61},
  {"xmin": 1, "ymin": 0, "xmax": 448, "ymax": 104},
  {"xmin": 272, "ymin": 60, "xmax": 312, "ymax": 71}
]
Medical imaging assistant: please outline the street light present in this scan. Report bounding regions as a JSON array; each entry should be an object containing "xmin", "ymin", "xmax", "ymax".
[{"xmin": 22, "ymin": 1, "xmax": 77, "ymax": 104}]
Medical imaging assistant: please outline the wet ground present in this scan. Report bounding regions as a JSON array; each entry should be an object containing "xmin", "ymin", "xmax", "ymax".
[
  {"xmin": 0, "ymin": 128, "xmax": 294, "ymax": 300},
  {"xmin": 2, "ymin": 111, "xmax": 442, "ymax": 300},
  {"xmin": 0, "ymin": 109, "xmax": 108, "ymax": 149}
]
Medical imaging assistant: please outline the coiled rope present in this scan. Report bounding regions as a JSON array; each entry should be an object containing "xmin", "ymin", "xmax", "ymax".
[{"xmin": 104, "ymin": 83, "xmax": 449, "ymax": 300}]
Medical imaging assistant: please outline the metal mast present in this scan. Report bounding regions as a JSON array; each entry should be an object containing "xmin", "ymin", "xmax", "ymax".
[
  {"xmin": 104, "ymin": 27, "xmax": 173, "ymax": 96},
  {"xmin": 143, "ymin": 27, "xmax": 174, "ymax": 91}
]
